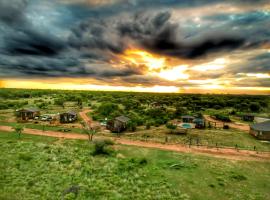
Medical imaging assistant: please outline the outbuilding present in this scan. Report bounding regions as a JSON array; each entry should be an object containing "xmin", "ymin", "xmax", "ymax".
[
  {"xmin": 241, "ymin": 113, "xmax": 255, "ymax": 122},
  {"xmin": 106, "ymin": 115, "xmax": 130, "ymax": 133},
  {"xmin": 60, "ymin": 111, "xmax": 77, "ymax": 123},
  {"xmin": 16, "ymin": 108, "xmax": 40, "ymax": 120},
  {"xmin": 250, "ymin": 120, "xmax": 270, "ymax": 140},
  {"xmin": 193, "ymin": 118, "xmax": 205, "ymax": 128}
]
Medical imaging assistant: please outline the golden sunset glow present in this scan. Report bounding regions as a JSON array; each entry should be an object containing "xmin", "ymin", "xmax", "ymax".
[
  {"xmin": 192, "ymin": 58, "xmax": 226, "ymax": 71},
  {"xmin": 0, "ymin": 0, "xmax": 269, "ymax": 94},
  {"xmin": 156, "ymin": 65, "xmax": 189, "ymax": 81},
  {"xmin": 120, "ymin": 49, "xmax": 166, "ymax": 70},
  {"xmin": 2, "ymin": 78, "xmax": 270, "ymax": 94},
  {"xmin": 246, "ymin": 73, "xmax": 270, "ymax": 78},
  {"xmin": 120, "ymin": 49, "xmax": 190, "ymax": 81}
]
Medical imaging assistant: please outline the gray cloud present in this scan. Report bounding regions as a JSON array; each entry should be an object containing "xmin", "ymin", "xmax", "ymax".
[
  {"xmin": 0, "ymin": 0, "xmax": 28, "ymax": 25},
  {"xmin": 0, "ymin": 0, "xmax": 269, "ymax": 90}
]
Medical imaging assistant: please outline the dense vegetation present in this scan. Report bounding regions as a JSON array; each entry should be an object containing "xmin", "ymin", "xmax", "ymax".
[
  {"xmin": 1, "ymin": 88, "xmax": 268, "ymax": 127},
  {"xmin": 0, "ymin": 132, "xmax": 269, "ymax": 200}
]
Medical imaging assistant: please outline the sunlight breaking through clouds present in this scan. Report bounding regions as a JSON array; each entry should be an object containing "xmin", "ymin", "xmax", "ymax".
[{"xmin": 0, "ymin": 0, "xmax": 269, "ymax": 94}]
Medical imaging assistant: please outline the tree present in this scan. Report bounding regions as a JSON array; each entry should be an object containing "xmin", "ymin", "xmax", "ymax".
[
  {"xmin": 76, "ymin": 97, "xmax": 83, "ymax": 109},
  {"xmin": 249, "ymin": 102, "xmax": 261, "ymax": 112},
  {"xmin": 80, "ymin": 121, "xmax": 100, "ymax": 142},
  {"xmin": 166, "ymin": 123, "xmax": 177, "ymax": 134},
  {"xmin": 54, "ymin": 98, "xmax": 65, "ymax": 108},
  {"xmin": 97, "ymin": 103, "xmax": 119, "ymax": 116},
  {"xmin": 127, "ymin": 121, "xmax": 137, "ymax": 132},
  {"xmin": 12, "ymin": 125, "xmax": 24, "ymax": 138}
]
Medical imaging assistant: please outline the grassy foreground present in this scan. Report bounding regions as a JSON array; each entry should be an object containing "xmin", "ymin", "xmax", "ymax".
[{"xmin": 0, "ymin": 131, "xmax": 269, "ymax": 200}]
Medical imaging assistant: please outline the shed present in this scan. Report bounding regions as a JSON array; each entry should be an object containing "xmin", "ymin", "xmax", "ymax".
[
  {"xmin": 250, "ymin": 120, "xmax": 270, "ymax": 140},
  {"xmin": 181, "ymin": 115, "xmax": 195, "ymax": 123},
  {"xmin": 60, "ymin": 111, "xmax": 77, "ymax": 123},
  {"xmin": 16, "ymin": 108, "xmax": 40, "ymax": 120},
  {"xmin": 106, "ymin": 115, "xmax": 130, "ymax": 133},
  {"xmin": 193, "ymin": 118, "xmax": 205, "ymax": 128},
  {"xmin": 242, "ymin": 114, "xmax": 255, "ymax": 122}
]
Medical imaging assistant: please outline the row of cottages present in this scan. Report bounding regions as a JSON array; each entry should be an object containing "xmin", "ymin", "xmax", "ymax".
[
  {"xmin": 106, "ymin": 116, "xmax": 130, "ymax": 133},
  {"xmin": 250, "ymin": 120, "xmax": 270, "ymax": 140},
  {"xmin": 16, "ymin": 108, "xmax": 77, "ymax": 123}
]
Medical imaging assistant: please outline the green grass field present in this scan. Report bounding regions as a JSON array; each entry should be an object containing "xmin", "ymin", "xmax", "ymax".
[{"xmin": 0, "ymin": 131, "xmax": 269, "ymax": 200}]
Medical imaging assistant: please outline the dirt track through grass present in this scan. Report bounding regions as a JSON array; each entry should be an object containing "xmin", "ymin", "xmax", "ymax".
[{"xmin": 1, "ymin": 124, "xmax": 269, "ymax": 162}]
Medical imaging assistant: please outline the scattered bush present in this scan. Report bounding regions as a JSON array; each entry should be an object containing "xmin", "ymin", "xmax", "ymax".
[
  {"xmin": 214, "ymin": 114, "xmax": 231, "ymax": 122},
  {"xmin": 18, "ymin": 153, "xmax": 32, "ymax": 161},
  {"xmin": 92, "ymin": 139, "xmax": 114, "ymax": 156},
  {"xmin": 230, "ymin": 173, "xmax": 247, "ymax": 181}
]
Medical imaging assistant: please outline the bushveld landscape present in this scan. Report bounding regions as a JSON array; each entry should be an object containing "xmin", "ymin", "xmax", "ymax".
[
  {"xmin": 0, "ymin": 88, "xmax": 269, "ymax": 200},
  {"xmin": 0, "ymin": 0, "xmax": 270, "ymax": 199}
]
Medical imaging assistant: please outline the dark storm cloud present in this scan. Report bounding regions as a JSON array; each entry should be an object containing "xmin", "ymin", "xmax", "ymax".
[
  {"xmin": 117, "ymin": 11, "xmax": 246, "ymax": 59},
  {"xmin": 69, "ymin": 18, "xmax": 124, "ymax": 54},
  {"xmin": 0, "ymin": 0, "xmax": 28, "ymax": 25},
  {"xmin": 4, "ymin": 29, "xmax": 66, "ymax": 56},
  {"xmin": 0, "ymin": 0, "xmax": 67, "ymax": 57},
  {"xmin": 0, "ymin": 0, "xmax": 269, "ymax": 83}
]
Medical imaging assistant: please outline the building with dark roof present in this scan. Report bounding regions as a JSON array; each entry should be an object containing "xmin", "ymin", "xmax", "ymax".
[
  {"xmin": 16, "ymin": 108, "xmax": 40, "ymax": 120},
  {"xmin": 193, "ymin": 118, "xmax": 205, "ymax": 128},
  {"xmin": 60, "ymin": 111, "xmax": 77, "ymax": 123},
  {"xmin": 106, "ymin": 115, "xmax": 130, "ymax": 133},
  {"xmin": 250, "ymin": 120, "xmax": 270, "ymax": 140},
  {"xmin": 181, "ymin": 115, "xmax": 195, "ymax": 123},
  {"xmin": 241, "ymin": 113, "xmax": 255, "ymax": 122}
]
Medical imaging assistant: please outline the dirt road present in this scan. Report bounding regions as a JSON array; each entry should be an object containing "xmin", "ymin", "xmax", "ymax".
[
  {"xmin": 1, "ymin": 126, "xmax": 269, "ymax": 162},
  {"xmin": 204, "ymin": 115, "xmax": 250, "ymax": 132}
]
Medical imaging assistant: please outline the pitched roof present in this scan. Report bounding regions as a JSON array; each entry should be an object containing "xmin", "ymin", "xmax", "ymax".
[
  {"xmin": 193, "ymin": 118, "xmax": 204, "ymax": 122},
  {"xmin": 115, "ymin": 116, "xmax": 130, "ymax": 123},
  {"xmin": 250, "ymin": 120, "xmax": 270, "ymax": 132},
  {"xmin": 19, "ymin": 108, "xmax": 39, "ymax": 112},
  {"xmin": 61, "ymin": 111, "xmax": 77, "ymax": 115}
]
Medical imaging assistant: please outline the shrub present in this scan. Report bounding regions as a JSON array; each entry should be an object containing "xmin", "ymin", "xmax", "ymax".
[
  {"xmin": 92, "ymin": 139, "xmax": 114, "ymax": 156},
  {"xmin": 145, "ymin": 123, "xmax": 151, "ymax": 130},
  {"xmin": 166, "ymin": 123, "xmax": 177, "ymax": 130},
  {"xmin": 19, "ymin": 153, "xmax": 32, "ymax": 161},
  {"xmin": 214, "ymin": 114, "xmax": 231, "ymax": 122},
  {"xmin": 230, "ymin": 173, "xmax": 247, "ymax": 181}
]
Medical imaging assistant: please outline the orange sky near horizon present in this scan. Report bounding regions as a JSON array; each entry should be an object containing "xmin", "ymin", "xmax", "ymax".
[
  {"xmin": 1, "ymin": 78, "xmax": 269, "ymax": 95},
  {"xmin": 1, "ymin": 48, "xmax": 269, "ymax": 95}
]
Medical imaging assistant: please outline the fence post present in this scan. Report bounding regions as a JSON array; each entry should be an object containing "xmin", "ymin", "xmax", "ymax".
[
  {"xmin": 254, "ymin": 146, "xmax": 259, "ymax": 154},
  {"xmin": 235, "ymin": 144, "xmax": 238, "ymax": 152},
  {"xmin": 165, "ymin": 136, "xmax": 168, "ymax": 143}
]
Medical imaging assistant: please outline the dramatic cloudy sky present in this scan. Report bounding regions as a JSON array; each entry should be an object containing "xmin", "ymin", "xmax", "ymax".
[{"xmin": 0, "ymin": 0, "xmax": 269, "ymax": 93}]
